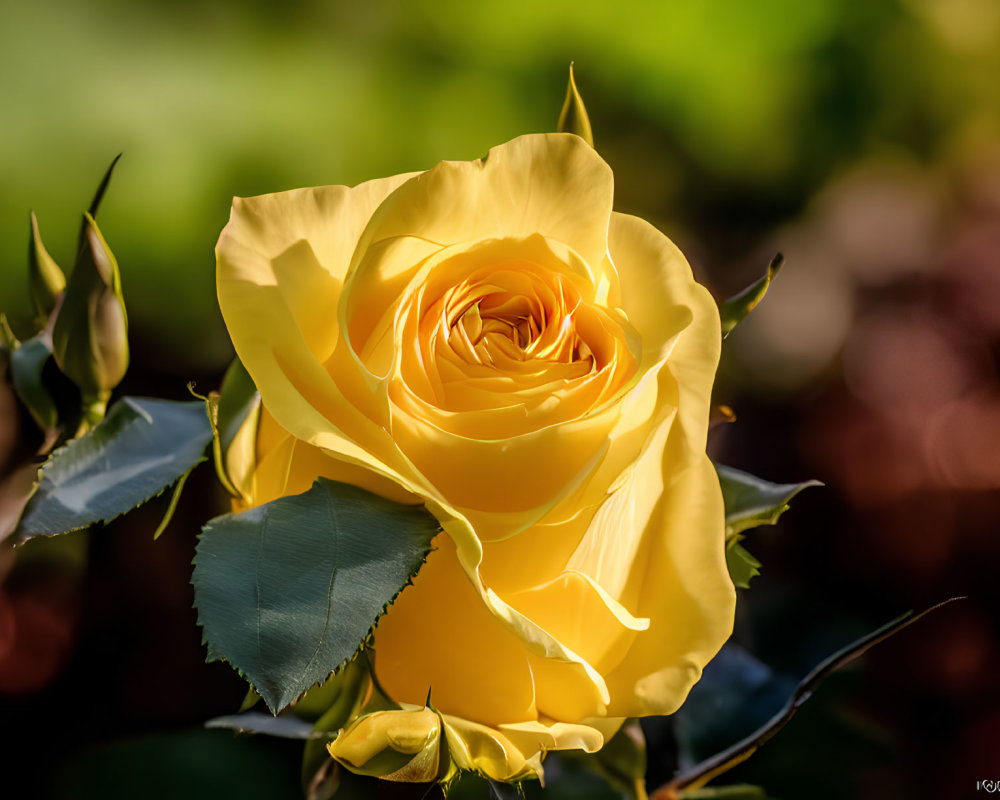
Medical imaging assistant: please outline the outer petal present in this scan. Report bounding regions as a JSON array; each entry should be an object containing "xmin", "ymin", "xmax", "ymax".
[
  {"xmin": 373, "ymin": 535, "xmax": 539, "ymax": 727},
  {"xmin": 441, "ymin": 715, "xmax": 543, "ymax": 782},
  {"xmin": 217, "ymin": 174, "xmax": 422, "ymax": 499},
  {"xmin": 239, "ymin": 406, "xmax": 417, "ymax": 508},
  {"xmin": 440, "ymin": 715, "xmax": 614, "ymax": 783},
  {"xmin": 219, "ymin": 178, "xmax": 414, "ymax": 362},
  {"xmin": 609, "ymin": 211, "xmax": 718, "ymax": 456},
  {"xmin": 599, "ymin": 452, "xmax": 734, "ymax": 716},
  {"xmin": 506, "ymin": 571, "xmax": 649, "ymax": 677},
  {"xmin": 342, "ymin": 133, "xmax": 614, "ymax": 336},
  {"xmin": 569, "ymin": 212, "xmax": 734, "ymax": 715}
]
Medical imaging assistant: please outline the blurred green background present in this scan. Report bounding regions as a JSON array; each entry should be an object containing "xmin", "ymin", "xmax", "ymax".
[{"xmin": 2, "ymin": 0, "xmax": 999, "ymax": 798}]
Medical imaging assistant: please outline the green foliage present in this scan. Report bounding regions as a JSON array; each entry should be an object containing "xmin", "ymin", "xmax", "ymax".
[
  {"xmin": 192, "ymin": 479, "xmax": 440, "ymax": 714},
  {"xmin": 206, "ymin": 711, "xmax": 320, "ymax": 740},
  {"xmin": 557, "ymin": 63, "xmax": 594, "ymax": 148},
  {"xmin": 554, "ymin": 721, "xmax": 647, "ymax": 800},
  {"xmin": 717, "ymin": 464, "xmax": 820, "ymax": 538},
  {"xmin": 663, "ymin": 600, "xmax": 962, "ymax": 796},
  {"xmin": 725, "ymin": 541, "xmax": 763, "ymax": 591},
  {"xmin": 715, "ymin": 463, "xmax": 820, "ymax": 588},
  {"xmin": 2, "ymin": 323, "xmax": 59, "ymax": 432},
  {"xmin": 14, "ymin": 397, "xmax": 213, "ymax": 542},
  {"xmin": 590, "ymin": 722, "xmax": 646, "ymax": 800},
  {"xmin": 719, "ymin": 254, "xmax": 782, "ymax": 339},
  {"xmin": 300, "ymin": 658, "xmax": 372, "ymax": 794}
]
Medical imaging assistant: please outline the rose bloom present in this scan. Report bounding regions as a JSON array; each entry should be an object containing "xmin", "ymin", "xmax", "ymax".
[{"xmin": 216, "ymin": 133, "xmax": 735, "ymax": 782}]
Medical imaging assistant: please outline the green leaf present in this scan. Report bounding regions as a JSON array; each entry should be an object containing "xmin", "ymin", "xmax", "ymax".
[
  {"xmin": 653, "ymin": 598, "xmax": 965, "ymax": 797},
  {"xmin": 206, "ymin": 711, "xmax": 321, "ymax": 739},
  {"xmin": 724, "ymin": 540, "xmax": 762, "ymax": 590},
  {"xmin": 14, "ymin": 397, "xmax": 213, "ymax": 542},
  {"xmin": 2, "ymin": 322, "xmax": 60, "ymax": 432},
  {"xmin": 719, "ymin": 254, "xmax": 782, "ymax": 338},
  {"xmin": 715, "ymin": 463, "xmax": 819, "ymax": 589},
  {"xmin": 192, "ymin": 479, "xmax": 440, "ymax": 714},
  {"xmin": 559, "ymin": 720, "xmax": 647, "ymax": 800},
  {"xmin": 557, "ymin": 63, "xmax": 594, "ymax": 148},
  {"xmin": 716, "ymin": 464, "xmax": 821, "ymax": 539}
]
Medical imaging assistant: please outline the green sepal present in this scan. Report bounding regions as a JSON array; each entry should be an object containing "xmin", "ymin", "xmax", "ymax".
[
  {"xmin": 14, "ymin": 397, "xmax": 213, "ymax": 543},
  {"xmin": 300, "ymin": 657, "xmax": 371, "ymax": 793},
  {"xmin": 719, "ymin": 254, "xmax": 782, "ymax": 338},
  {"xmin": 51, "ymin": 212, "xmax": 128, "ymax": 426},
  {"xmin": 557, "ymin": 63, "xmax": 594, "ymax": 148},
  {"xmin": 295, "ymin": 653, "xmax": 369, "ymax": 723},
  {"xmin": 590, "ymin": 721, "xmax": 647, "ymax": 800},
  {"xmin": 28, "ymin": 211, "xmax": 66, "ymax": 320},
  {"xmin": 192, "ymin": 479, "xmax": 440, "ymax": 714},
  {"xmin": 204, "ymin": 358, "xmax": 260, "ymax": 498},
  {"xmin": 86, "ymin": 153, "xmax": 122, "ymax": 220},
  {"xmin": 239, "ymin": 687, "xmax": 262, "ymax": 712},
  {"xmin": 151, "ymin": 460, "xmax": 197, "ymax": 539},
  {"xmin": 715, "ymin": 463, "xmax": 820, "ymax": 588}
]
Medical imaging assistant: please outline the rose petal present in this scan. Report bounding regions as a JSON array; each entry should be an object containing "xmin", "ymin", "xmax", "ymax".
[
  {"xmin": 373, "ymin": 535, "xmax": 538, "ymax": 727},
  {"xmin": 344, "ymin": 134, "xmax": 613, "ymax": 324},
  {"xmin": 217, "ymin": 175, "xmax": 424, "ymax": 495},
  {"xmin": 609, "ymin": 211, "xmax": 719, "ymax": 448},
  {"xmin": 238, "ymin": 407, "xmax": 417, "ymax": 508},
  {"xmin": 507, "ymin": 570, "xmax": 648, "ymax": 677},
  {"xmin": 601, "ymin": 453, "xmax": 735, "ymax": 716},
  {"xmin": 440, "ymin": 714, "xmax": 542, "ymax": 782}
]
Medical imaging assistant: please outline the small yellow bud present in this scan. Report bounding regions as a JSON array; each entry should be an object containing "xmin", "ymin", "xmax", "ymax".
[
  {"xmin": 28, "ymin": 211, "xmax": 66, "ymax": 320},
  {"xmin": 328, "ymin": 706, "xmax": 444, "ymax": 783}
]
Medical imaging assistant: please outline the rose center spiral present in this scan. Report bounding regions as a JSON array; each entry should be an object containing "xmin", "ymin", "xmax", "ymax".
[{"xmin": 453, "ymin": 290, "xmax": 595, "ymax": 369}]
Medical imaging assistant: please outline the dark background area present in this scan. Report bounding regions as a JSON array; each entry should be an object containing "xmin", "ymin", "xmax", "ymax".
[{"xmin": 1, "ymin": 1, "xmax": 998, "ymax": 797}]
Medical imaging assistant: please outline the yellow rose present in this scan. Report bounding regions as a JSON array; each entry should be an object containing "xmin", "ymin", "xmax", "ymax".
[{"xmin": 216, "ymin": 133, "xmax": 735, "ymax": 782}]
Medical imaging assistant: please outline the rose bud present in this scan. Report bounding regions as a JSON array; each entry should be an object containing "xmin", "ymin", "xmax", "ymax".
[
  {"xmin": 52, "ymin": 212, "xmax": 128, "ymax": 427},
  {"xmin": 27, "ymin": 211, "xmax": 66, "ymax": 321}
]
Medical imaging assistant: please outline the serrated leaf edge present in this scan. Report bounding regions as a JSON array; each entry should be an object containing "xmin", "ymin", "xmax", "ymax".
[
  {"xmin": 14, "ymin": 398, "xmax": 211, "ymax": 543},
  {"xmin": 192, "ymin": 501, "xmax": 438, "ymax": 716}
]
